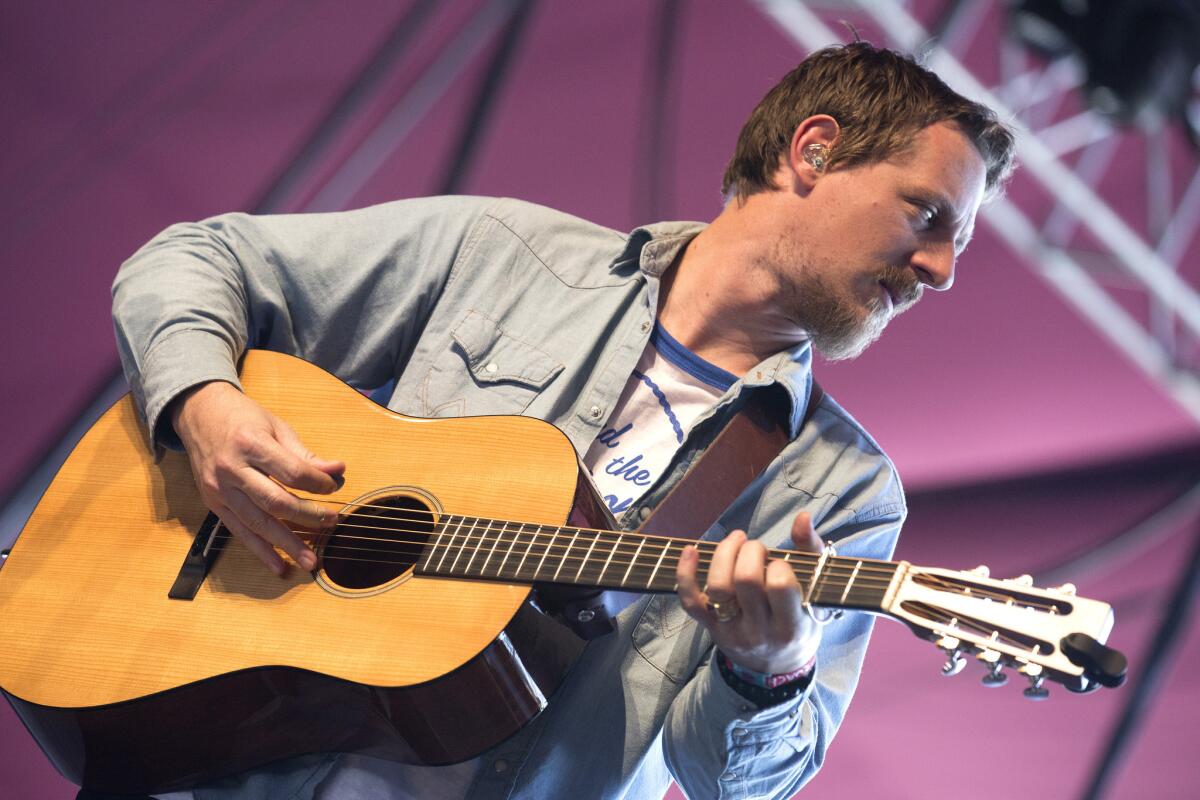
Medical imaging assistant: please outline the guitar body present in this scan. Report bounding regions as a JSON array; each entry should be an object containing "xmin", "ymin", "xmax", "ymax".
[{"xmin": 0, "ymin": 351, "xmax": 589, "ymax": 794}]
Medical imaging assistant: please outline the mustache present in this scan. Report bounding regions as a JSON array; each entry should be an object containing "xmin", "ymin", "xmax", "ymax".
[{"xmin": 879, "ymin": 266, "xmax": 923, "ymax": 308}]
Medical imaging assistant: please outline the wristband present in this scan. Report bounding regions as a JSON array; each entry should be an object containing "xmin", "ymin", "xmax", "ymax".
[{"xmin": 717, "ymin": 651, "xmax": 815, "ymax": 708}]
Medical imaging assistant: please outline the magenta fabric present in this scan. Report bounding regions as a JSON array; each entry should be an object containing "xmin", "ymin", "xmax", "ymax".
[{"xmin": 2, "ymin": 2, "xmax": 1198, "ymax": 798}]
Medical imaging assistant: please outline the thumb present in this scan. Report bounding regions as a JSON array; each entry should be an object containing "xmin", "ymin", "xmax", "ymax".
[
  {"xmin": 791, "ymin": 511, "xmax": 823, "ymax": 553},
  {"xmin": 273, "ymin": 418, "xmax": 346, "ymax": 487}
]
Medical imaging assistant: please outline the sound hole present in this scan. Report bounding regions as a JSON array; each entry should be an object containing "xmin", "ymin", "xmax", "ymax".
[{"xmin": 321, "ymin": 494, "xmax": 434, "ymax": 590}]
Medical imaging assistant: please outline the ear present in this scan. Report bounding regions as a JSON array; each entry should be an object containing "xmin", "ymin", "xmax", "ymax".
[{"xmin": 784, "ymin": 115, "xmax": 840, "ymax": 193}]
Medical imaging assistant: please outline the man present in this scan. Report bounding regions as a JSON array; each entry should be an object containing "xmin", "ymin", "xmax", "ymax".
[{"xmin": 113, "ymin": 42, "xmax": 1013, "ymax": 800}]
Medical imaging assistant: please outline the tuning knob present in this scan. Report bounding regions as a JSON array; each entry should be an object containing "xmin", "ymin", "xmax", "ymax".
[
  {"xmin": 1054, "ymin": 582, "xmax": 1077, "ymax": 596},
  {"xmin": 937, "ymin": 635, "xmax": 966, "ymax": 676},
  {"xmin": 978, "ymin": 649, "xmax": 1008, "ymax": 687},
  {"xmin": 969, "ymin": 565, "xmax": 990, "ymax": 578},
  {"xmin": 1012, "ymin": 574, "xmax": 1033, "ymax": 586},
  {"xmin": 1021, "ymin": 669, "xmax": 1050, "ymax": 701}
]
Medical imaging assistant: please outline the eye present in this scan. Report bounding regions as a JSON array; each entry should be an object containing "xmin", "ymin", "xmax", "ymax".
[{"xmin": 917, "ymin": 204, "xmax": 939, "ymax": 229}]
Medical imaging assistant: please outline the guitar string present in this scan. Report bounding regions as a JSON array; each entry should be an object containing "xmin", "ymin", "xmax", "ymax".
[
  {"xmin": 284, "ymin": 498, "xmax": 904, "ymax": 577},
  {"xmin": 201, "ymin": 517, "xmax": 1055, "ymax": 611},
  {"xmin": 218, "ymin": 504, "xmax": 903, "ymax": 581},
  {"xmin": 291, "ymin": 549, "xmax": 893, "ymax": 608},
  {"xmin": 208, "ymin": 522, "xmax": 1059, "ymax": 613},
  {"xmin": 205, "ymin": 526, "xmax": 898, "ymax": 593},
  {"xmin": 206, "ymin": 514, "xmax": 900, "ymax": 582},
  {"xmin": 317, "ymin": 510, "xmax": 1055, "ymax": 606}
]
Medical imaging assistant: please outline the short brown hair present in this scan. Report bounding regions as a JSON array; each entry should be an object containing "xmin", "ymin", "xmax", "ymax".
[{"xmin": 722, "ymin": 42, "xmax": 1015, "ymax": 200}]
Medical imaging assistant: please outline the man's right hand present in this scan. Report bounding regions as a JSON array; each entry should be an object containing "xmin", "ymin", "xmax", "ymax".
[{"xmin": 170, "ymin": 381, "xmax": 346, "ymax": 575}]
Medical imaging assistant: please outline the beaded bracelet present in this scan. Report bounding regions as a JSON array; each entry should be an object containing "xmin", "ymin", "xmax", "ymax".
[{"xmin": 717, "ymin": 651, "xmax": 815, "ymax": 708}]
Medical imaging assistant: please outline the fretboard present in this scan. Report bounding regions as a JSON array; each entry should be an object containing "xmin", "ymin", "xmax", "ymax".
[{"xmin": 416, "ymin": 514, "xmax": 897, "ymax": 611}]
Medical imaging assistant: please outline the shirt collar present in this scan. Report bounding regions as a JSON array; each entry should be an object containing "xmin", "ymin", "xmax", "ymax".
[
  {"xmin": 739, "ymin": 342, "xmax": 815, "ymax": 439},
  {"xmin": 621, "ymin": 221, "xmax": 817, "ymax": 438},
  {"xmin": 612, "ymin": 221, "xmax": 707, "ymax": 277}
]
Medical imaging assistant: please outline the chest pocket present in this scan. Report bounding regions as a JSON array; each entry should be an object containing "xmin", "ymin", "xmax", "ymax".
[
  {"xmin": 421, "ymin": 310, "xmax": 564, "ymax": 418},
  {"xmin": 632, "ymin": 596, "xmax": 711, "ymax": 684},
  {"xmin": 631, "ymin": 522, "xmax": 724, "ymax": 683}
]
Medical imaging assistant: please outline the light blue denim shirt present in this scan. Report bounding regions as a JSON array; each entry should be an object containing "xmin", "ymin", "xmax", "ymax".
[{"xmin": 112, "ymin": 196, "xmax": 905, "ymax": 800}]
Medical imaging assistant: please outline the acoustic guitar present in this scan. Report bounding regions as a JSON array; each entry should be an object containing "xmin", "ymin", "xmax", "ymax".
[{"xmin": 0, "ymin": 350, "xmax": 1126, "ymax": 795}]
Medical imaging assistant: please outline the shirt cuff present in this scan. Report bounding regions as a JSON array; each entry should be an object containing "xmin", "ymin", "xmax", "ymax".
[
  {"xmin": 138, "ymin": 329, "xmax": 242, "ymax": 451},
  {"xmin": 702, "ymin": 653, "xmax": 813, "ymax": 733}
]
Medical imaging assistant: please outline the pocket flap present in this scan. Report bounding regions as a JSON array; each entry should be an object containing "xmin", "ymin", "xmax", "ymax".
[{"xmin": 451, "ymin": 310, "xmax": 564, "ymax": 388}]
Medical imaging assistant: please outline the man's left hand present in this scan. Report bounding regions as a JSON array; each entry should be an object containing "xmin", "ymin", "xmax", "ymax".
[{"xmin": 676, "ymin": 511, "xmax": 824, "ymax": 676}]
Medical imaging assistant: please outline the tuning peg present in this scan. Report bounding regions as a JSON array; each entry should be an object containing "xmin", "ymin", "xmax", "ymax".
[
  {"xmin": 1011, "ymin": 574, "xmax": 1033, "ymax": 586},
  {"xmin": 937, "ymin": 635, "xmax": 966, "ymax": 676},
  {"xmin": 1054, "ymin": 582, "xmax": 1077, "ymax": 596},
  {"xmin": 1019, "ymin": 663, "xmax": 1050, "ymax": 701},
  {"xmin": 969, "ymin": 565, "xmax": 990, "ymax": 578},
  {"xmin": 978, "ymin": 649, "xmax": 1008, "ymax": 687}
]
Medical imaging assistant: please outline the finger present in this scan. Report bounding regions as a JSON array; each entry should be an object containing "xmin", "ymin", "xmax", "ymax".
[
  {"xmin": 213, "ymin": 503, "xmax": 286, "ymax": 576},
  {"xmin": 238, "ymin": 466, "xmax": 338, "ymax": 531},
  {"xmin": 705, "ymin": 529, "xmax": 745, "ymax": 601},
  {"xmin": 791, "ymin": 511, "xmax": 823, "ymax": 552},
  {"xmin": 764, "ymin": 557, "xmax": 806, "ymax": 637},
  {"xmin": 272, "ymin": 419, "xmax": 346, "ymax": 491},
  {"xmin": 224, "ymin": 487, "xmax": 318, "ymax": 570},
  {"xmin": 732, "ymin": 539, "xmax": 771, "ymax": 627},
  {"xmin": 675, "ymin": 545, "xmax": 714, "ymax": 624},
  {"xmin": 243, "ymin": 427, "xmax": 344, "ymax": 495}
]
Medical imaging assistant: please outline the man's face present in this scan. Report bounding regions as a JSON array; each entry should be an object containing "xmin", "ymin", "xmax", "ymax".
[{"xmin": 771, "ymin": 121, "xmax": 988, "ymax": 360}]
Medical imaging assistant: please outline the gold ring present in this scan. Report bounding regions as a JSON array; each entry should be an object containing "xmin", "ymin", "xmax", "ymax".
[{"xmin": 707, "ymin": 598, "xmax": 741, "ymax": 622}]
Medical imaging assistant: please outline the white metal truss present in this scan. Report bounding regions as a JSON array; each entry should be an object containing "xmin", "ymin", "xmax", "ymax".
[{"xmin": 754, "ymin": 0, "xmax": 1200, "ymax": 425}]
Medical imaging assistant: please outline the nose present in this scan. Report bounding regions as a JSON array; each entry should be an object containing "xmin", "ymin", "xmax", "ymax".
[{"xmin": 910, "ymin": 244, "xmax": 955, "ymax": 292}]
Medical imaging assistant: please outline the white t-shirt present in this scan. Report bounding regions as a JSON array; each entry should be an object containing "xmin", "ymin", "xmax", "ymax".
[{"xmin": 583, "ymin": 323, "xmax": 737, "ymax": 519}]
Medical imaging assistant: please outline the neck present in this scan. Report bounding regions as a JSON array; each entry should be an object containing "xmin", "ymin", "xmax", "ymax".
[
  {"xmin": 414, "ymin": 511, "xmax": 898, "ymax": 611},
  {"xmin": 657, "ymin": 194, "xmax": 810, "ymax": 375}
]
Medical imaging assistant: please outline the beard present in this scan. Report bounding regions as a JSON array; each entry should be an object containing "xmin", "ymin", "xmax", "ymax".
[{"xmin": 787, "ymin": 263, "xmax": 923, "ymax": 361}]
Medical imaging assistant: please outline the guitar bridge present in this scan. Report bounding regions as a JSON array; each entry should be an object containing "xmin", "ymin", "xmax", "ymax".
[{"xmin": 168, "ymin": 512, "xmax": 228, "ymax": 600}]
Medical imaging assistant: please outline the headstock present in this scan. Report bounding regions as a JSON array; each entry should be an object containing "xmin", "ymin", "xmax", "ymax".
[{"xmin": 884, "ymin": 562, "xmax": 1127, "ymax": 699}]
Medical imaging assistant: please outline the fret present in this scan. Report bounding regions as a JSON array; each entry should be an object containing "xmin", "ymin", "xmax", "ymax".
[
  {"xmin": 512, "ymin": 524, "xmax": 541, "ymax": 582},
  {"xmin": 447, "ymin": 517, "xmax": 478, "ymax": 575},
  {"xmin": 596, "ymin": 533, "xmax": 623, "ymax": 586},
  {"xmin": 553, "ymin": 531, "xmax": 580, "ymax": 582},
  {"xmin": 533, "ymin": 528, "xmax": 561, "ymax": 581},
  {"xmin": 421, "ymin": 514, "xmax": 452, "ymax": 571},
  {"xmin": 574, "ymin": 533, "xmax": 600, "ymax": 583},
  {"xmin": 460, "ymin": 518, "xmax": 487, "ymax": 577},
  {"xmin": 620, "ymin": 537, "xmax": 645, "ymax": 587},
  {"xmin": 494, "ymin": 523, "xmax": 523, "ymax": 578},
  {"xmin": 434, "ymin": 516, "xmax": 467, "ymax": 573},
  {"xmin": 477, "ymin": 521, "xmax": 507, "ymax": 578},
  {"xmin": 839, "ymin": 560, "xmax": 862, "ymax": 605},
  {"xmin": 646, "ymin": 540, "xmax": 671, "ymax": 590}
]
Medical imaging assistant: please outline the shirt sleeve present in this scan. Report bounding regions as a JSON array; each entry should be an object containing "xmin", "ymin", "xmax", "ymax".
[
  {"xmin": 111, "ymin": 195, "xmax": 497, "ymax": 449},
  {"xmin": 661, "ymin": 507, "xmax": 902, "ymax": 800}
]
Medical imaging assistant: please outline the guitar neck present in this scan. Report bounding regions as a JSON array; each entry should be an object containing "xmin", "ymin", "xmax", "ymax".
[{"xmin": 415, "ymin": 514, "xmax": 898, "ymax": 612}]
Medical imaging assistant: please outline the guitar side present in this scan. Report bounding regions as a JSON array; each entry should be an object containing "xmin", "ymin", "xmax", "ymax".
[{"xmin": 0, "ymin": 350, "xmax": 588, "ymax": 793}]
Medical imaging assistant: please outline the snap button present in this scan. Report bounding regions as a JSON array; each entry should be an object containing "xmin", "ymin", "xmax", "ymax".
[
  {"xmin": 733, "ymin": 728, "xmax": 747, "ymax": 738},
  {"xmin": 589, "ymin": 405, "xmax": 603, "ymax": 419},
  {"xmin": 485, "ymin": 362, "xmax": 499, "ymax": 374},
  {"xmin": 641, "ymin": 320, "xmax": 652, "ymax": 333},
  {"xmin": 493, "ymin": 758, "xmax": 508, "ymax": 773},
  {"xmin": 720, "ymin": 771, "xmax": 737, "ymax": 781}
]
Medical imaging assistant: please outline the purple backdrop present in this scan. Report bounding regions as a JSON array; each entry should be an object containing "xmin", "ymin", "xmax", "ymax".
[{"xmin": 2, "ymin": 2, "xmax": 1198, "ymax": 798}]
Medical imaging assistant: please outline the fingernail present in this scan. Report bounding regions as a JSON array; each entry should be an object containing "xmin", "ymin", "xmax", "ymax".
[
  {"xmin": 300, "ymin": 551, "xmax": 317, "ymax": 570},
  {"xmin": 331, "ymin": 474, "xmax": 345, "ymax": 490}
]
